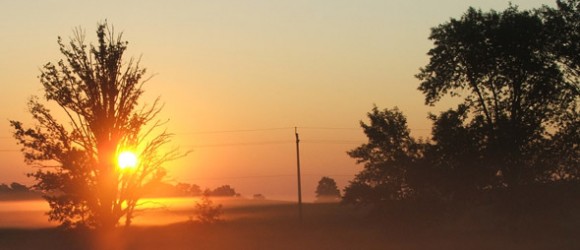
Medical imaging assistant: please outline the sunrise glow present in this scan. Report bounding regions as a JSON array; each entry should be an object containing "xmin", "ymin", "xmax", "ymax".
[{"xmin": 118, "ymin": 151, "xmax": 138, "ymax": 170}]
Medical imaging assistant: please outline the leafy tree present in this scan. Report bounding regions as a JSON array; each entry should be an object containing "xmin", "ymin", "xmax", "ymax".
[
  {"xmin": 175, "ymin": 183, "xmax": 193, "ymax": 196},
  {"xmin": 189, "ymin": 184, "xmax": 202, "ymax": 196},
  {"xmin": 543, "ymin": 114, "xmax": 580, "ymax": 181},
  {"xmin": 343, "ymin": 106, "xmax": 422, "ymax": 208},
  {"xmin": 416, "ymin": 4, "xmax": 578, "ymax": 186},
  {"xmin": 416, "ymin": 106, "xmax": 496, "ymax": 202},
  {"xmin": 540, "ymin": 0, "xmax": 579, "ymax": 97},
  {"xmin": 210, "ymin": 185, "xmax": 239, "ymax": 197},
  {"xmin": 10, "ymin": 22, "xmax": 182, "ymax": 229},
  {"xmin": 315, "ymin": 176, "xmax": 341, "ymax": 202},
  {"xmin": 539, "ymin": 0, "xmax": 580, "ymax": 181}
]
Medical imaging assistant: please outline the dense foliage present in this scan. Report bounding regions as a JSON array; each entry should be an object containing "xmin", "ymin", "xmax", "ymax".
[
  {"xmin": 344, "ymin": 107, "xmax": 421, "ymax": 208},
  {"xmin": 344, "ymin": 0, "xmax": 579, "ymax": 211}
]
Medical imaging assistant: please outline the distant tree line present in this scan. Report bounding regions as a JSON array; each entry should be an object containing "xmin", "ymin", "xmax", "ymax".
[
  {"xmin": 343, "ymin": 0, "xmax": 579, "ymax": 217},
  {"xmin": 142, "ymin": 182, "xmax": 241, "ymax": 198},
  {"xmin": 0, "ymin": 182, "xmax": 42, "ymax": 200},
  {"xmin": 0, "ymin": 181, "xmax": 241, "ymax": 200}
]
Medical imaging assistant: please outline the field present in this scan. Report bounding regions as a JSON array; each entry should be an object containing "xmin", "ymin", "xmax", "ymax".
[{"xmin": 0, "ymin": 198, "xmax": 579, "ymax": 250}]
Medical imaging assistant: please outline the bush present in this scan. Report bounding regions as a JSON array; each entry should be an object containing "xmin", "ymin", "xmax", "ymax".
[{"xmin": 193, "ymin": 194, "xmax": 223, "ymax": 224}]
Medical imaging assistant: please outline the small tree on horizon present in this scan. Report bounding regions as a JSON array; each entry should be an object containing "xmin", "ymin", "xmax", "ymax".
[
  {"xmin": 315, "ymin": 177, "xmax": 341, "ymax": 202},
  {"xmin": 10, "ymin": 22, "xmax": 183, "ymax": 229},
  {"xmin": 210, "ymin": 185, "xmax": 239, "ymax": 197}
]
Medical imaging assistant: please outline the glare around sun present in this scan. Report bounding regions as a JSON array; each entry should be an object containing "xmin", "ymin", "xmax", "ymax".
[{"xmin": 118, "ymin": 151, "xmax": 138, "ymax": 170}]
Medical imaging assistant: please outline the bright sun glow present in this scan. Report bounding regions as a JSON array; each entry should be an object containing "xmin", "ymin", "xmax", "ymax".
[{"xmin": 118, "ymin": 151, "xmax": 138, "ymax": 170}]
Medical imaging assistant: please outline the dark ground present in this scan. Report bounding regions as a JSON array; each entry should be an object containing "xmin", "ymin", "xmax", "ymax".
[{"xmin": 0, "ymin": 200, "xmax": 579, "ymax": 250}]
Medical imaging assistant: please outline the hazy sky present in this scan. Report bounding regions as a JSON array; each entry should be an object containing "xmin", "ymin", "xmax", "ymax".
[{"xmin": 0, "ymin": 0, "xmax": 553, "ymax": 201}]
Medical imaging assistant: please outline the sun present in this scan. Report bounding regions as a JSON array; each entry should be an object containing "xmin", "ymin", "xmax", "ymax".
[{"xmin": 118, "ymin": 151, "xmax": 138, "ymax": 170}]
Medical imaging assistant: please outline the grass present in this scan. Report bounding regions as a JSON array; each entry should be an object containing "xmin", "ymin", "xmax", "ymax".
[{"xmin": 0, "ymin": 199, "xmax": 578, "ymax": 250}]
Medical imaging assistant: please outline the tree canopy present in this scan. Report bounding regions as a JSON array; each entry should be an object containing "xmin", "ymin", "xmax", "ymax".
[
  {"xmin": 315, "ymin": 176, "xmax": 341, "ymax": 202},
  {"xmin": 416, "ymin": 1, "xmax": 578, "ymax": 186},
  {"xmin": 209, "ymin": 185, "xmax": 239, "ymax": 197},
  {"xmin": 343, "ymin": 106, "xmax": 421, "ymax": 208},
  {"xmin": 344, "ymin": 1, "xmax": 579, "ymax": 211}
]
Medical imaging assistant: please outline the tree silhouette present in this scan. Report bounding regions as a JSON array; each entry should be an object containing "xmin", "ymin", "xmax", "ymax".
[
  {"xmin": 416, "ymin": 4, "xmax": 578, "ymax": 186},
  {"xmin": 0, "ymin": 182, "xmax": 42, "ymax": 200},
  {"xmin": 343, "ymin": 106, "xmax": 422, "ymax": 208},
  {"xmin": 10, "ymin": 22, "xmax": 183, "ymax": 229},
  {"xmin": 174, "ymin": 182, "xmax": 202, "ymax": 196},
  {"xmin": 315, "ymin": 176, "xmax": 341, "ymax": 202},
  {"xmin": 339, "ymin": 1, "xmax": 579, "ymax": 222},
  {"xmin": 8, "ymin": 182, "xmax": 29, "ymax": 192},
  {"xmin": 541, "ymin": 0, "xmax": 579, "ymax": 97},
  {"xmin": 194, "ymin": 194, "xmax": 223, "ymax": 224},
  {"xmin": 538, "ymin": 0, "xmax": 580, "ymax": 181},
  {"xmin": 210, "ymin": 185, "xmax": 239, "ymax": 197},
  {"xmin": 253, "ymin": 194, "xmax": 266, "ymax": 200}
]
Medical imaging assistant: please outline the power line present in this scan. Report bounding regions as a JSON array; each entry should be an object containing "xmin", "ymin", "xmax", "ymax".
[
  {"xmin": 1, "ymin": 140, "xmax": 363, "ymax": 152},
  {"xmin": 299, "ymin": 127, "xmax": 359, "ymax": 130},
  {"xmin": 173, "ymin": 126, "xmax": 431, "ymax": 135},
  {"xmin": 0, "ymin": 126, "xmax": 430, "ymax": 138},
  {"xmin": 175, "ymin": 126, "xmax": 358, "ymax": 135},
  {"xmin": 302, "ymin": 140, "xmax": 363, "ymax": 145},
  {"xmin": 0, "ymin": 126, "xmax": 427, "ymax": 151},
  {"xmin": 180, "ymin": 173, "xmax": 355, "ymax": 182},
  {"xmin": 182, "ymin": 174, "xmax": 297, "ymax": 181},
  {"xmin": 183, "ymin": 140, "xmax": 293, "ymax": 148},
  {"xmin": 0, "ymin": 149, "xmax": 19, "ymax": 153},
  {"xmin": 176, "ymin": 127, "xmax": 294, "ymax": 135}
]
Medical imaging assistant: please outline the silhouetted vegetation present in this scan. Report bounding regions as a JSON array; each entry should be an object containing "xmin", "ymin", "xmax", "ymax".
[
  {"xmin": 209, "ymin": 185, "xmax": 240, "ymax": 197},
  {"xmin": 138, "ymin": 181, "xmax": 240, "ymax": 198},
  {"xmin": 315, "ymin": 177, "xmax": 341, "ymax": 202},
  {"xmin": 175, "ymin": 182, "xmax": 203, "ymax": 196},
  {"xmin": 140, "ymin": 181, "xmax": 203, "ymax": 198},
  {"xmin": 9, "ymin": 22, "xmax": 184, "ymax": 229},
  {"xmin": 344, "ymin": 0, "xmax": 579, "ymax": 223},
  {"xmin": 0, "ymin": 182, "xmax": 42, "ymax": 200},
  {"xmin": 193, "ymin": 193, "xmax": 223, "ymax": 224},
  {"xmin": 252, "ymin": 194, "xmax": 266, "ymax": 200},
  {"xmin": 343, "ymin": 107, "xmax": 421, "ymax": 209}
]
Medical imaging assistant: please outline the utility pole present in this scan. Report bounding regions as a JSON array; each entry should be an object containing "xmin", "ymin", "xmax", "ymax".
[{"xmin": 295, "ymin": 127, "xmax": 303, "ymax": 221}]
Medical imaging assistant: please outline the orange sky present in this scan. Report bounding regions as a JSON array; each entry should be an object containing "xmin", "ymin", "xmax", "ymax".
[{"xmin": 0, "ymin": 0, "xmax": 553, "ymax": 201}]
